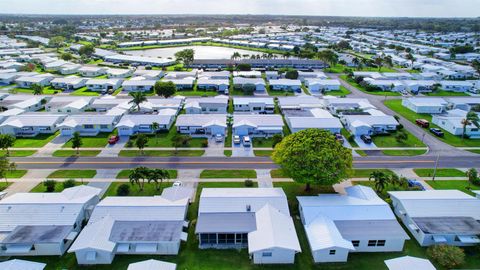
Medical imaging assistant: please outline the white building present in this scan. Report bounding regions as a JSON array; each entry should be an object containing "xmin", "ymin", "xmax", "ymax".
[
  {"xmin": 402, "ymin": 97, "xmax": 448, "ymax": 114},
  {"xmin": 232, "ymin": 77, "xmax": 266, "ymax": 92},
  {"xmin": 0, "ymin": 113, "xmax": 66, "ymax": 137},
  {"xmin": 232, "ymin": 114, "xmax": 284, "ymax": 137},
  {"xmin": 196, "ymin": 78, "xmax": 229, "ymax": 93},
  {"xmin": 86, "ymin": 79, "xmax": 123, "ymax": 92},
  {"xmin": 122, "ymin": 80, "xmax": 156, "ymax": 92},
  {"xmin": 440, "ymin": 81, "xmax": 474, "ymax": 93},
  {"xmin": 233, "ymin": 97, "xmax": 275, "ymax": 114},
  {"xmin": 184, "ymin": 96, "xmax": 229, "ymax": 114},
  {"xmin": 341, "ymin": 114, "xmax": 399, "ymax": 136},
  {"xmin": 45, "ymin": 96, "xmax": 93, "ymax": 114},
  {"xmin": 116, "ymin": 114, "xmax": 175, "ymax": 136},
  {"xmin": 176, "ymin": 114, "xmax": 227, "ymax": 136},
  {"xmin": 78, "ymin": 66, "xmax": 107, "ymax": 77},
  {"xmin": 306, "ymin": 79, "xmax": 341, "ymax": 93},
  {"xmin": 269, "ymin": 79, "xmax": 302, "ymax": 92},
  {"xmin": 58, "ymin": 114, "xmax": 118, "ymax": 136}
]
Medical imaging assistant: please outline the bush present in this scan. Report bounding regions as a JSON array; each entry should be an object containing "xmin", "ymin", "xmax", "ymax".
[
  {"xmin": 272, "ymin": 134, "xmax": 283, "ymax": 148},
  {"xmin": 63, "ymin": 179, "xmax": 76, "ymax": 189},
  {"xmin": 126, "ymin": 140, "xmax": 133, "ymax": 147},
  {"xmin": 397, "ymin": 124, "xmax": 404, "ymax": 130},
  {"xmin": 201, "ymin": 139, "xmax": 209, "ymax": 148},
  {"xmin": 116, "ymin": 184, "xmax": 130, "ymax": 196},
  {"xmin": 427, "ymin": 245, "xmax": 465, "ymax": 269},
  {"xmin": 43, "ymin": 180, "xmax": 57, "ymax": 192},
  {"xmin": 244, "ymin": 179, "xmax": 254, "ymax": 187}
]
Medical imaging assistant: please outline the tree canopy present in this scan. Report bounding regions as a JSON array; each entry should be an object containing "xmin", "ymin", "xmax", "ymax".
[
  {"xmin": 272, "ymin": 129, "xmax": 352, "ymax": 190},
  {"xmin": 155, "ymin": 81, "xmax": 177, "ymax": 98},
  {"xmin": 174, "ymin": 49, "xmax": 195, "ymax": 66}
]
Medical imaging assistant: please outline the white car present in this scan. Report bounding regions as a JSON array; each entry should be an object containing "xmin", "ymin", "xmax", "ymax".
[
  {"xmin": 233, "ymin": 135, "xmax": 241, "ymax": 144},
  {"xmin": 243, "ymin": 136, "xmax": 251, "ymax": 147},
  {"xmin": 215, "ymin": 134, "xmax": 223, "ymax": 143},
  {"xmin": 173, "ymin": 181, "xmax": 183, "ymax": 187}
]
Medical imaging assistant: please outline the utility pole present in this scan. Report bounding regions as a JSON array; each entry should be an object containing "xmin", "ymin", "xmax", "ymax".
[{"xmin": 432, "ymin": 154, "xmax": 440, "ymax": 181}]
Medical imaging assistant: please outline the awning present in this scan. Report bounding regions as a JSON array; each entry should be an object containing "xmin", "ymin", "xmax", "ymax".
[
  {"xmin": 116, "ymin": 243, "xmax": 130, "ymax": 252},
  {"xmin": 135, "ymin": 243, "xmax": 157, "ymax": 253},
  {"xmin": 457, "ymin": 235, "xmax": 480, "ymax": 244},
  {"xmin": 4, "ymin": 245, "xmax": 32, "ymax": 253},
  {"xmin": 432, "ymin": 235, "xmax": 447, "ymax": 243}
]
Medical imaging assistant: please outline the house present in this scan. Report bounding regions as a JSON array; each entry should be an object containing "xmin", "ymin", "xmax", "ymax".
[
  {"xmin": 277, "ymin": 96, "xmax": 324, "ymax": 111},
  {"xmin": 404, "ymin": 80, "xmax": 436, "ymax": 94},
  {"xmin": 198, "ymin": 71, "xmax": 230, "ymax": 80},
  {"xmin": 326, "ymin": 98, "xmax": 375, "ymax": 115},
  {"xmin": 233, "ymin": 97, "xmax": 275, "ymax": 114},
  {"xmin": 232, "ymin": 114, "xmax": 284, "ymax": 137},
  {"xmin": 402, "ymin": 97, "xmax": 448, "ymax": 114},
  {"xmin": 122, "ymin": 80, "xmax": 156, "ymax": 92},
  {"xmin": 0, "ymin": 73, "xmax": 22, "ymax": 85},
  {"xmin": 45, "ymin": 96, "xmax": 93, "ymax": 113},
  {"xmin": 58, "ymin": 114, "xmax": 118, "ymax": 136},
  {"xmin": 0, "ymin": 108, "xmax": 25, "ymax": 124},
  {"xmin": 0, "ymin": 113, "xmax": 66, "ymax": 137},
  {"xmin": 298, "ymin": 185, "xmax": 409, "ymax": 263},
  {"xmin": 107, "ymin": 68, "xmax": 134, "ymax": 78},
  {"xmin": 176, "ymin": 114, "xmax": 227, "ymax": 136},
  {"xmin": 363, "ymin": 79, "xmax": 406, "ymax": 92},
  {"xmin": 0, "ymin": 95, "xmax": 44, "ymax": 112},
  {"xmin": 269, "ymin": 79, "xmax": 302, "ymax": 92},
  {"xmin": 233, "ymin": 70, "xmax": 262, "ymax": 78},
  {"xmin": 0, "ymin": 186, "xmax": 101, "ymax": 256},
  {"xmin": 380, "ymin": 73, "xmax": 413, "ymax": 80},
  {"xmin": 184, "ymin": 96, "xmax": 229, "ymax": 114},
  {"xmin": 164, "ymin": 71, "xmax": 197, "ymax": 80},
  {"xmin": 389, "ymin": 190, "xmax": 480, "ymax": 246},
  {"xmin": 353, "ymin": 71, "xmax": 384, "ymax": 80},
  {"xmin": 127, "ymin": 259, "xmax": 177, "ymax": 270},
  {"xmin": 116, "ymin": 114, "xmax": 175, "ymax": 136},
  {"xmin": 15, "ymin": 74, "xmax": 54, "ymax": 88},
  {"xmin": 196, "ymin": 78, "xmax": 229, "ymax": 93},
  {"xmin": 306, "ymin": 79, "xmax": 341, "ymax": 93},
  {"xmin": 446, "ymin": 97, "xmax": 480, "ymax": 111},
  {"xmin": 104, "ymin": 54, "xmax": 175, "ymax": 67},
  {"xmin": 440, "ymin": 81, "xmax": 474, "ymax": 92},
  {"xmin": 0, "ymin": 259, "xmax": 46, "ymax": 270},
  {"xmin": 432, "ymin": 112, "xmax": 480, "ymax": 139},
  {"xmin": 89, "ymin": 96, "xmax": 131, "ymax": 112},
  {"xmin": 133, "ymin": 70, "xmax": 164, "ymax": 80},
  {"xmin": 163, "ymin": 78, "xmax": 194, "ymax": 90},
  {"xmin": 78, "ymin": 66, "xmax": 108, "ymax": 77},
  {"xmin": 59, "ymin": 64, "xmax": 82, "ymax": 75},
  {"xmin": 196, "ymin": 188, "xmax": 301, "ymax": 264},
  {"xmin": 341, "ymin": 114, "xmax": 399, "ymax": 136},
  {"xmin": 384, "ymin": 256, "xmax": 436, "ymax": 270},
  {"xmin": 297, "ymin": 71, "xmax": 328, "ymax": 82},
  {"xmin": 285, "ymin": 108, "xmax": 342, "ymax": 134},
  {"xmin": 265, "ymin": 71, "xmax": 279, "ymax": 80},
  {"xmin": 69, "ymin": 195, "xmax": 189, "ymax": 265},
  {"xmin": 232, "ymin": 77, "xmax": 266, "ymax": 92},
  {"xmin": 86, "ymin": 79, "xmax": 123, "ymax": 92},
  {"xmin": 50, "ymin": 77, "xmax": 87, "ymax": 90}
]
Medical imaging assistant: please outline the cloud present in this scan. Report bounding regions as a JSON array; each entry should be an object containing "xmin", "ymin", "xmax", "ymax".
[{"xmin": 0, "ymin": 0, "xmax": 479, "ymax": 17}]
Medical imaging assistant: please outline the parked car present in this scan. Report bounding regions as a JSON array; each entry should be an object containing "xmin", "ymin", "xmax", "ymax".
[
  {"xmin": 173, "ymin": 181, "xmax": 183, "ymax": 187},
  {"xmin": 243, "ymin": 136, "xmax": 251, "ymax": 147},
  {"xmin": 108, "ymin": 135, "xmax": 120, "ymax": 144},
  {"xmin": 214, "ymin": 134, "xmax": 223, "ymax": 143},
  {"xmin": 335, "ymin": 133, "xmax": 344, "ymax": 144},
  {"xmin": 416, "ymin": 119, "xmax": 430, "ymax": 128},
  {"xmin": 360, "ymin": 134, "xmax": 372, "ymax": 144},
  {"xmin": 407, "ymin": 179, "xmax": 426, "ymax": 190},
  {"xmin": 429, "ymin": 128, "xmax": 444, "ymax": 137},
  {"xmin": 233, "ymin": 135, "xmax": 241, "ymax": 145}
]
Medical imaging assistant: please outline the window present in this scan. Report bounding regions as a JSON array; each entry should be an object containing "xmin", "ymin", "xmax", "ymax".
[
  {"xmin": 262, "ymin": 252, "xmax": 272, "ymax": 257},
  {"xmin": 200, "ymin": 234, "xmax": 217, "ymax": 245},
  {"xmin": 368, "ymin": 240, "xmax": 377, "ymax": 247},
  {"xmin": 235, "ymin": 233, "xmax": 248, "ymax": 244},
  {"xmin": 100, "ymin": 125, "xmax": 108, "ymax": 129},
  {"xmin": 329, "ymin": 250, "xmax": 336, "ymax": 255},
  {"xmin": 368, "ymin": 240, "xmax": 386, "ymax": 247},
  {"xmin": 84, "ymin": 124, "xmax": 94, "ymax": 129},
  {"xmin": 377, "ymin": 240, "xmax": 386, "ymax": 246},
  {"xmin": 352, "ymin": 240, "xmax": 360, "ymax": 247}
]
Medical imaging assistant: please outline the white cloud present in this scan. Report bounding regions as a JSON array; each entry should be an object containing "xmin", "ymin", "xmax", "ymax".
[{"xmin": 0, "ymin": 0, "xmax": 479, "ymax": 17}]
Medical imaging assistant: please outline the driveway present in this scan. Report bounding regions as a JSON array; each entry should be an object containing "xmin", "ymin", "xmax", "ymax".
[
  {"xmin": 97, "ymin": 136, "xmax": 129, "ymax": 157},
  {"xmin": 231, "ymin": 136, "xmax": 254, "ymax": 157},
  {"xmin": 203, "ymin": 137, "xmax": 224, "ymax": 157},
  {"xmin": 354, "ymin": 136, "xmax": 377, "ymax": 149},
  {"xmin": 32, "ymin": 135, "xmax": 70, "ymax": 157}
]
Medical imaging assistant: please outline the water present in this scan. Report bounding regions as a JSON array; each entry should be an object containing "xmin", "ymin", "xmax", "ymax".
[{"xmin": 124, "ymin": 45, "xmax": 278, "ymax": 60}]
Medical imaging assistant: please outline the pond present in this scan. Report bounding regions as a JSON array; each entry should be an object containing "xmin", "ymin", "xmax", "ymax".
[{"xmin": 124, "ymin": 45, "xmax": 279, "ymax": 59}]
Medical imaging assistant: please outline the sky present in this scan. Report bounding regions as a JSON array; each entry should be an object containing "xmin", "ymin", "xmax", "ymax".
[{"xmin": 0, "ymin": 0, "xmax": 479, "ymax": 17}]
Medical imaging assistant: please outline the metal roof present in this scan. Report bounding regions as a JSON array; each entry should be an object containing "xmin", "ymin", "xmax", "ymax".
[
  {"xmin": 2, "ymin": 225, "xmax": 72, "ymax": 244},
  {"xmin": 196, "ymin": 212, "xmax": 256, "ymax": 234},
  {"xmin": 109, "ymin": 220, "xmax": 183, "ymax": 242},
  {"xmin": 412, "ymin": 217, "xmax": 480, "ymax": 235}
]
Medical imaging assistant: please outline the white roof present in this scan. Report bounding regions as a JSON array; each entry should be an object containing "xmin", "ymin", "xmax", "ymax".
[
  {"xmin": 269, "ymin": 79, "xmax": 302, "ymax": 86},
  {"xmin": 86, "ymin": 78, "xmax": 122, "ymax": 85},
  {"xmin": 233, "ymin": 97, "xmax": 274, "ymax": 106},
  {"xmin": 233, "ymin": 114, "xmax": 283, "ymax": 129},
  {"xmin": 176, "ymin": 114, "xmax": 227, "ymax": 128},
  {"xmin": 128, "ymin": 259, "xmax": 177, "ymax": 270},
  {"xmin": 116, "ymin": 114, "xmax": 174, "ymax": 128},
  {"xmin": 248, "ymin": 204, "xmax": 301, "ymax": 253},
  {"xmin": 405, "ymin": 97, "xmax": 448, "ymax": 107},
  {"xmin": 59, "ymin": 114, "xmax": 117, "ymax": 128},
  {"xmin": 305, "ymin": 215, "xmax": 354, "ymax": 251},
  {"xmin": 343, "ymin": 115, "xmax": 399, "ymax": 126},
  {"xmin": 385, "ymin": 256, "xmax": 436, "ymax": 270},
  {"xmin": 288, "ymin": 117, "xmax": 342, "ymax": 129},
  {"xmin": 306, "ymin": 79, "xmax": 341, "ymax": 86},
  {"xmin": 388, "ymin": 190, "xmax": 480, "ymax": 219},
  {"xmin": 0, "ymin": 114, "xmax": 65, "ymax": 128},
  {"xmin": 0, "ymin": 259, "xmax": 46, "ymax": 270}
]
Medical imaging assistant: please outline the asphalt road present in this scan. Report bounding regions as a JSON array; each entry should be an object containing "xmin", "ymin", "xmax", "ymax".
[{"xmin": 10, "ymin": 155, "xmax": 480, "ymax": 170}]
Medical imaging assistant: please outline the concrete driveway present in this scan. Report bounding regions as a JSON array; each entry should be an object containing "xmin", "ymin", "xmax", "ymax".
[
  {"xmin": 231, "ymin": 136, "xmax": 254, "ymax": 157},
  {"xmin": 97, "ymin": 136, "xmax": 129, "ymax": 157},
  {"xmin": 354, "ymin": 136, "xmax": 377, "ymax": 149},
  {"xmin": 203, "ymin": 137, "xmax": 224, "ymax": 157}
]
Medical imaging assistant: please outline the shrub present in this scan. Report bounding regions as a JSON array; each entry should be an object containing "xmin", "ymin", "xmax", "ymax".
[
  {"xmin": 126, "ymin": 140, "xmax": 133, "ymax": 147},
  {"xmin": 397, "ymin": 124, "xmax": 404, "ymax": 130},
  {"xmin": 427, "ymin": 245, "xmax": 465, "ymax": 269},
  {"xmin": 244, "ymin": 179, "xmax": 254, "ymax": 187},
  {"xmin": 116, "ymin": 184, "xmax": 130, "ymax": 196},
  {"xmin": 43, "ymin": 180, "xmax": 57, "ymax": 192},
  {"xmin": 201, "ymin": 139, "xmax": 209, "ymax": 148},
  {"xmin": 272, "ymin": 134, "xmax": 283, "ymax": 148},
  {"xmin": 63, "ymin": 179, "xmax": 76, "ymax": 189}
]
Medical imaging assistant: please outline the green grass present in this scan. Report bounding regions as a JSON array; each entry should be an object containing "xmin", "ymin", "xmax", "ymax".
[
  {"xmin": 11, "ymin": 86, "xmax": 60, "ymax": 95},
  {"xmin": 0, "ymin": 182, "xmax": 11, "ymax": 191},
  {"xmin": 351, "ymin": 180, "xmax": 411, "ymax": 199},
  {"xmin": 0, "ymin": 150, "xmax": 36, "ymax": 157},
  {"xmin": 270, "ymin": 168, "xmax": 288, "ymax": 178},
  {"xmin": 426, "ymin": 180, "xmax": 479, "ymax": 196},
  {"xmin": 175, "ymin": 89, "xmax": 218, "ymax": 97},
  {"xmin": 252, "ymin": 137, "xmax": 275, "ymax": 148},
  {"xmin": 324, "ymin": 86, "xmax": 351, "ymax": 96},
  {"xmin": 254, "ymin": 150, "xmax": 274, "ymax": 156},
  {"xmin": 52, "ymin": 150, "xmax": 100, "ymax": 157},
  {"xmin": 223, "ymin": 150, "xmax": 232, "ymax": 157},
  {"xmin": 468, "ymin": 149, "xmax": 480, "ymax": 154},
  {"xmin": 382, "ymin": 150, "xmax": 427, "ymax": 156},
  {"xmin": 414, "ymin": 168, "xmax": 466, "ymax": 177},
  {"xmin": 103, "ymin": 181, "xmax": 171, "ymax": 197},
  {"xmin": 351, "ymin": 169, "xmax": 395, "ymax": 178},
  {"xmin": 339, "ymin": 75, "xmax": 401, "ymax": 96},
  {"xmin": 4, "ymin": 170, "xmax": 28, "ymax": 179},
  {"xmin": 384, "ymin": 99, "xmax": 480, "ymax": 147},
  {"xmin": 199, "ymin": 170, "xmax": 257, "ymax": 179},
  {"xmin": 126, "ymin": 128, "xmax": 207, "ymax": 148},
  {"xmin": 30, "ymin": 181, "xmax": 87, "ymax": 193},
  {"xmin": 63, "ymin": 131, "xmax": 116, "ymax": 148},
  {"xmin": 325, "ymin": 63, "xmax": 396, "ymax": 73},
  {"xmin": 425, "ymin": 90, "xmax": 470, "ymax": 96},
  {"xmin": 224, "ymin": 126, "xmax": 232, "ymax": 147},
  {"xmin": 372, "ymin": 131, "xmax": 426, "ymax": 148},
  {"xmin": 13, "ymin": 132, "xmax": 59, "ymax": 148},
  {"xmin": 341, "ymin": 128, "xmax": 367, "ymax": 156},
  {"xmin": 47, "ymin": 170, "xmax": 97, "ymax": 179},
  {"xmin": 118, "ymin": 150, "xmax": 205, "ymax": 157},
  {"xmin": 70, "ymin": 86, "xmax": 101, "ymax": 96},
  {"xmin": 116, "ymin": 169, "xmax": 178, "ymax": 179}
]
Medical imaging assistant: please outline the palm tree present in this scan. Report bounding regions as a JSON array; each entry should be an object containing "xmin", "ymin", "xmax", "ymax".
[
  {"xmin": 148, "ymin": 169, "xmax": 171, "ymax": 191},
  {"xmin": 461, "ymin": 111, "xmax": 480, "ymax": 140},
  {"xmin": 231, "ymin": 52, "xmax": 241, "ymax": 60},
  {"xmin": 352, "ymin": 57, "xmax": 360, "ymax": 70},
  {"xmin": 128, "ymin": 91, "xmax": 147, "ymax": 112},
  {"xmin": 129, "ymin": 167, "xmax": 149, "ymax": 191},
  {"xmin": 151, "ymin": 122, "xmax": 159, "ymax": 136},
  {"xmin": 32, "ymin": 84, "xmax": 43, "ymax": 95},
  {"xmin": 369, "ymin": 170, "xmax": 390, "ymax": 193},
  {"xmin": 406, "ymin": 53, "xmax": 416, "ymax": 68},
  {"xmin": 284, "ymin": 51, "xmax": 291, "ymax": 59},
  {"xmin": 374, "ymin": 57, "xmax": 384, "ymax": 72}
]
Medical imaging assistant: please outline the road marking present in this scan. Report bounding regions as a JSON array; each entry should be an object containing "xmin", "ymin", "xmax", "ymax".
[{"xmin": 15, "ymin": 160, "xmax": 436, "ymax": 165}]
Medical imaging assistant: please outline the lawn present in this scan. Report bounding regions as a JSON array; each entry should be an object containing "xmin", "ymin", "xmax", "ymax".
[
  {"xmin": 224, "ymin": 126, "xmax": 232, "ymax": 147},
  {"xmin": 30, "ymin": 180, "xmax": 88, "ymax": 193},
  {"xmin": 270, "ymin": 168, "xmax": 289, "ymax": 178},
  {"xmin": 223, "ymin": 150, "xmax": 232, "ymax": 157},
  {"xmin": 103, "ymin": 181, "xmax": 171, "ymax": 197},
  {"xmin": 252, "ymin": 137, "xmax": 275, "ymax": 148},
  {"xmin": 199, "ymin": 170, "xmax": 257, "ymax": 179},
  {"xmin": 254, "ymin": 150, "xmax": 273, "ymax": 156},
  {"xmin": 0, "ymin": 182, "xmax": 11, "ymax": 191},
  {"xmin": 341, "ymin": 128, "xmax": 367, "ymax": 156},
  {"xmin": 175, "ymin": 89, "xmax": 218, "ymax": 97},
  {"xmin": 469, "ymin": 149, "xmax": 480, "ymax": 154},
  {"xmin": 126, "ymin": 128, "xmax": 207, "ymax": 148},
  {"xmin": 116, "ymin": 169, "xmax": 178, "ymax": 179},
  {"xmin": 63, "ymin": 131, "xmax": 116, "ymax": 148},
  {"xmin": 381, "ymin": 150, "xmax": 427, "ymax": 156},
  {"xmin": 0, "ymin": 150, "xmax": 36, "ymax": 157},
  {"xmin": 351, "ymin": 180, "xmax": 410, "ymax": 199},
  {"xmin": 4, "ymin": 170, "xmax": 28, "ymax": 179},
  {"xmin": 426, "ymin": 180, "xmax": 479, "ymax": 196},
  {"xmin": 325, "ymin": 63, "xmax": 396, "ymax": 73},
  {"xmin": 323, "ymin": 86, "xmax": 351, "ymax": 96},
  {"xmin": 425, "ymin": 90, "xmax": 470, "ymax": 96},
  {"xmin": 351, "ymin": 169, "xmax": 395, "ymax": 178},
  {"xmin": 372, "ymin": 130, "xmax": 426, "ymax": 148},
  {"xmin": 70, "ymin": 86, "xmax": 101, "ymax": 96},
  {"xmin": 384, "ymin": 99, "xmax": 480, "ymax": 147},
  {"xmin": 118, "ymin": 150, "xmax": 205, "ymax": 157},
  {"xmin": 339, "ymin": 75, "xmax": 401, "ymax": 96},
  {"xmin": 47, "ymin": 170, "xmax": 97, "ymax": 179},
  {"xmin": 13, "ymin": 132, "xmax": 59, "ymax": 148},
  {"xmin": 11, "ymin": 86, "xmax": 60, "ymax": 95},
  {"xmin": 52, "ymin": 150, "xmax": 101, "ymax": 157},
  {"xmin": 413, "ymin": 168, "xmax": 466, "ymax": 177}
]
